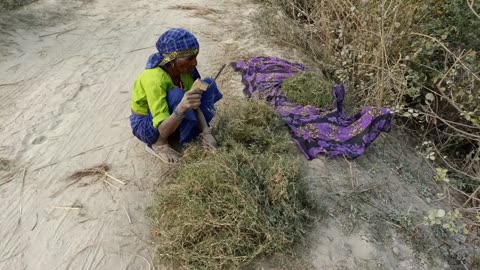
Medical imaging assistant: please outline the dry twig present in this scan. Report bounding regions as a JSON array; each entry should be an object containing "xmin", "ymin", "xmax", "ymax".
[
  {"xmin": 103, "ymin": 179, "xmax": 120, "ymax": 190},
  {"xmin": 105, "ymin": 172, "xmax": 126, "ymax": 185},
  {"xmin": 123, "ymin": 206, "xmax": 132, "ymax": 224},
  {"xmin": 463, "ymin": 185, "xmax": 480, "ymax": 207}
]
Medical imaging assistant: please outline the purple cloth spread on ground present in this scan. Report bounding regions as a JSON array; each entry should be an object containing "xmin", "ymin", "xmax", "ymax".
[{"xmin": 231, "ymin": 56, "xmax": 393, "ymax": 160}]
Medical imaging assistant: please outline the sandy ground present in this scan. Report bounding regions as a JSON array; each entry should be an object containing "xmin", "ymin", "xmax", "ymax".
[
  {"xmin": 0, "ymin": 0, "xmax": 235, "ymax": 269},
  {"xmin": 0, "ymin": 0, "xmax": 473, "ymax": 269}
]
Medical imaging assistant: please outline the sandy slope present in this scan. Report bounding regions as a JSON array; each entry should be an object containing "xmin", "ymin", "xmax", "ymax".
[{"xmin": 0, "ymin": 0, "xmax": 231, "ymax": 269}]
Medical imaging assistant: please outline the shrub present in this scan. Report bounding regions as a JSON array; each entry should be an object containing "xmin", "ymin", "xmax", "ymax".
[{"xmin": 259, "ymin": 0, "xmax": 480, "ymax": 198}]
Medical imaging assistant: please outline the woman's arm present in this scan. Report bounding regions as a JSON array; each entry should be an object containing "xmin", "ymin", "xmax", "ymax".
[{"xmin": 157, "ymin": 89, "xmax": 202, "ymax": 139}]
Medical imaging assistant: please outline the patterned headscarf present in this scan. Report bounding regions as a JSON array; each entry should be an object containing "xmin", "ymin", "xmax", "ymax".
[{"xmin": 145, "ymin": 28, "xmax": 200, "ymax": 69}]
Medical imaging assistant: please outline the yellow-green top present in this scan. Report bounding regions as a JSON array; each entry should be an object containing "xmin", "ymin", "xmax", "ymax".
[{"xmin": 131, "ymin": 67, "xmax": 194, "ymax": 127}]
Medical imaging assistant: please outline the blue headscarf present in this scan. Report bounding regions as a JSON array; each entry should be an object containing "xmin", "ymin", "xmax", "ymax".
[{"xmin": 146, "ymin": 28, "xmax": 200, "ymax": 69}]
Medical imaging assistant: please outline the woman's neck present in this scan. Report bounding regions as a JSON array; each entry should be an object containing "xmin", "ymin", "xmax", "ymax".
[
  {"xmin": 164, "ymin": 65, "xmax": 183, "ymax": 88},
  {"xmin": 165, "ymin": 65, "xmax": 180, "ymax": 80}
]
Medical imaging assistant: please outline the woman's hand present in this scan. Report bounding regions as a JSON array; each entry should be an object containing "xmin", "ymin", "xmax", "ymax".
[
  {"xmin": 177, "ymin": 89, "xmax": 202, "ymax": 113},
  {"xmin": 202, "ymin": 133, "xmax": 218, "ymax": 149}
]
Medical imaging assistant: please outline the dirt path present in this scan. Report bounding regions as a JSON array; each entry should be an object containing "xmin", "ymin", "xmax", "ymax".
[
  {"xmin": 0, "ymin": 0, "xmax": 235, "ymax": 269},
  {"xmin": 0, "ymin": 0, "xmax": 468, "ymax": 269}
]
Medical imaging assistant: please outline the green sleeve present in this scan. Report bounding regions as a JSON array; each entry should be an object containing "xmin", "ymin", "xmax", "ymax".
[{"xmin": 141, "ymin": 73, "xmax": 171, "ymax": 128}]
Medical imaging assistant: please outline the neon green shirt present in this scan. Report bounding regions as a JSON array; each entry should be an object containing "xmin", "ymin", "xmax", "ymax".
[{"xmin": 131, "ymin": 67, "xmax": 194, "ymax": 127}]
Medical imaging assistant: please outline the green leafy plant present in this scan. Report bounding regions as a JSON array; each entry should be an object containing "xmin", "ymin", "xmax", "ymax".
[{"xmin": 424, "ymin": 209, "xmax": 468, "ymax": 235}]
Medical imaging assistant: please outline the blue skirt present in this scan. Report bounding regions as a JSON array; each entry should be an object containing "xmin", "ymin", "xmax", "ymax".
[{"xmin": 130, "ymin": 78, "xmax": 222, "ymax": 145}]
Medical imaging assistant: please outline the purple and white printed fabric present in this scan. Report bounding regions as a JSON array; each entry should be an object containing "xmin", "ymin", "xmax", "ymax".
[{"xmin": 231, "ymin": 56, "xmax": 393, "ymax": 160}]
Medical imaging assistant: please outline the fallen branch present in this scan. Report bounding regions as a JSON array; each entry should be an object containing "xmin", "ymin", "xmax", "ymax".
[
  {"xmin": 105, "ymin": 172, "xmax": 126, "ymax": 185},
  {"xmin": 103, "ymin": 179, "xmax": 120, "ymax": 190}
]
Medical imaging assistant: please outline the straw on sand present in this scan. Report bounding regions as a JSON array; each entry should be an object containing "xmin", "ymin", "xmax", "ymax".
[
  {"xmin": 51, "ymin": 164, "xmax": 126, "ymax": 198},
  {"xmin": 68, "ymin": 163, "xmax": 126, "ymax": 189}
]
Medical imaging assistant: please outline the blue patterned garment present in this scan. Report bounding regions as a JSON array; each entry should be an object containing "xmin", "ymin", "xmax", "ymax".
[
  {"xmin": 146, "ymin": 28, "xmax": 200, "ymax": 69},
  {"xmin": 130, "ymin": 112, "xmax": 159, "ymax": 145}
]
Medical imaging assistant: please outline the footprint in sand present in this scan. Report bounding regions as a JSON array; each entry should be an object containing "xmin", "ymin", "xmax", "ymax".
[
  {"xmin": 0, "ymin": 158, "xmax": 13, "ymax": 171},
  {"xmin": 31, "ymin": 135, "xmax": 47, "ymax": 145}
]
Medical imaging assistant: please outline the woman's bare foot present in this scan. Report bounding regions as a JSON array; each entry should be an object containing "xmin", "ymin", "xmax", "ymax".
[{"xmin": 145, "ymin": 144, "xmax": 180, "ymax": 164}]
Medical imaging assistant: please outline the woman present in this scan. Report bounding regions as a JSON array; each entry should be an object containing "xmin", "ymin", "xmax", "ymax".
[{"xmin": 130, "ymin": 28, "xmax": 222, "ymax": 164}]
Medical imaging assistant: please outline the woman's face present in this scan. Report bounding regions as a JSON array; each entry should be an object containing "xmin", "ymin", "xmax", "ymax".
[{"xmin": 173, "ymin": 55, "xmax": 198, "ymax": 74}]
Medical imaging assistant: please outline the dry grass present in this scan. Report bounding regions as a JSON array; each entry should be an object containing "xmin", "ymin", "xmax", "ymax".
[
  {"xmin": 50, "ymin": 163, "xmax": 125, "ymax": 198},
  {"xmin": 68, "ymin": 163, "xmax": 111, "ymax": 180},
  {"xmin": 148, "ymin": 100, "xmax": 312, "ymax": 269},
  {"xmin": 257, "ymin": 0, "xmax": 419, "ymax": 106}
]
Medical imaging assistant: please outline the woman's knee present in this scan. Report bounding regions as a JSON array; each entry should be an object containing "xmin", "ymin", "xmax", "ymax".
[{"xmin": 130, "ymin": 115, "xmax": 159, "ymax": 145}]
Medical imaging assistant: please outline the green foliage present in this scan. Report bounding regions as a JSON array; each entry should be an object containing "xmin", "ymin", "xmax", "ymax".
[
  {"xmin": 214, "ymin": 99, "xmax": 295, "ymax": 155},
  {"xmin": 408, "ymin": 0, "xmax": 480, "ymax": 125},
  {"xmin": 148, "ymin": 100, "xmax": 312, "ymax": 269},
  {"xmin": 404, "ymin": 1, "xmax": 480, "ymax": 173},
  {"xmin": 424, "ymin": 209, "xmax": 468, "ymax": 235},
  {"xmin": 423, "ymin": 0, "xmax": 480, "ymax": 50},
  {"xmin": 281, "ymin": 72, "xmax": 334, "ymax": 109},
  {"xmin": 262, "ymin": 0, "xmax": 480, "ymax": 192}
]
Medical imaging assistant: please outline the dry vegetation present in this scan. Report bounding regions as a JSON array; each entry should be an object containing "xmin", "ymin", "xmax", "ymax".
[
  {"xmin": 148, "ymin": 100, "xmax": 313, "ymax": 269},
  {"xmin": 256, "ymin": 0, "xmax": 480, "ymax": 245},
  {"xmin": 0, "ymin": 0, "xmax": 37, "ymax": 10},
  {"xmin": 147, "ymin": 1, "xmax": 480, "ymax": 267}
]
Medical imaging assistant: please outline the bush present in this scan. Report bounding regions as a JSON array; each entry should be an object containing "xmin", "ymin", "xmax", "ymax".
[{"xmin": 259, "ymin": 0, "xmax": 480, "ymax": 196}]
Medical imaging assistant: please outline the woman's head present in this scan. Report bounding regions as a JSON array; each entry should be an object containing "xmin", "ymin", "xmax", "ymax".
[
  {"xmin": 170, "ymin": 55, "xmax": 198, "ymax": 74},
  {"xmin": 146, "ymin": 28, "xmax": 200, "ymax": 71}
]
